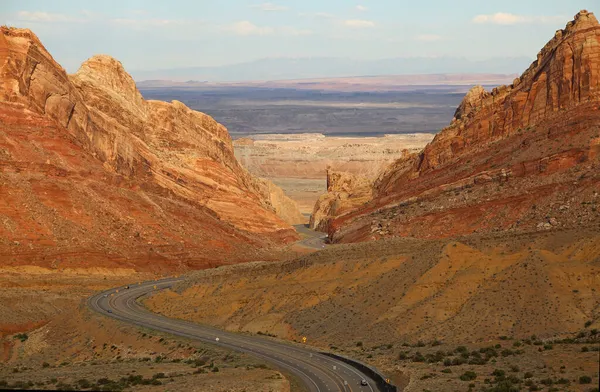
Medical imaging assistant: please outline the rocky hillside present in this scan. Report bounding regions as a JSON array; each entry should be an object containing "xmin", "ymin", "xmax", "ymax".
[
  {"xmin": 321, "ymin": 10, "xmax": 600, "ymax": 243},
  {"xmin": 0, "ymin": 27, "xmax": 300, "ymax": 271}
]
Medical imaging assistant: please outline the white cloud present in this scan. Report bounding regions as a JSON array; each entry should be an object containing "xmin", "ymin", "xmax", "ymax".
[
  {"xmin": 356, "ymin": 5, "xmax": 368, "ymax": 12},
  {"xmin": 251, "ymin": 3, "xmax": 289, "ymax": 12},
  {"xmin": 280, "ymin": 26, "xmax": 313, "ymax": 36},
  {"xmin": 298, "ymin": 12, "xmax": 336, "ymax": 19},
  {"xmin": 472, "ymin": 13, "xmax": 565, "ymax": 25},
  {"xmin": 228, "ymin": 21, "xmax": 275, "ymax": 36},
  {"xmin": 16, "ymin": 11, "xmax": 82, "ymax": 23},
  {"xmin": 415, "ymin": 34, "xmax": 443, "ymax": 42},
  {"xmin": 111, "ymin": 18, "xmax": 182, "ymax": 29},
  {"xmin": 344, "ymin": 19, "xmax": 375, "ymax": 28}
]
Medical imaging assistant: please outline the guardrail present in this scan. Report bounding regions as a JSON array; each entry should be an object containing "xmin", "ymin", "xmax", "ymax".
[{"xmin": 321, "ymin": 352, "xmax": 397, "ymax": 392}]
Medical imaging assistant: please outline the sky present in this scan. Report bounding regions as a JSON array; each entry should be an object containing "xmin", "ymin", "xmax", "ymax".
[{"xmin": 2, "ymin": 0, "xmax": 598, "ymax": 74}]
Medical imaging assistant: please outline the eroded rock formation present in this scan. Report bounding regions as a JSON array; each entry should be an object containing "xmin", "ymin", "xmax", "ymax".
[
  {"xmin": 0, "ymin": 27, "xmax": 300, "ymax": 270},
  {"xmin": 309, "ymin": 168, "xmax": 372, "ymax": 232},
  {"xmin": 324, "ymin": 10, "xmax": 600, "ymax": 242}
]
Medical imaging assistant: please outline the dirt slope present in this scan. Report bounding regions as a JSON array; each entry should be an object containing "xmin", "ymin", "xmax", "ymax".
[{"xmin": 145, "ymin": 228, "xmax": 600, "ymax": 345}]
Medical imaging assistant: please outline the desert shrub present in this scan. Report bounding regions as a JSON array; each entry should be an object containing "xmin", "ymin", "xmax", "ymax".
[
  {"xmin": 153, "ymin": 372, "xmax": 166, "ymax": 379},
  {"xmin": 441, "ymin": 368, "xmax": 452, "ymax": 373},
  {"xmin": 523, "ymin": 372, "xmax": 533, "ymax": 379},
  {"xmin": 540, "ymin": 378, "xmax": 553, "ymax": 386},
  {"xmin": 452, "ymin": 357, "xmax": 467, "ymax": 366},
  {"xmin": 0, "ymin": 381, "xmax": 6, "ymax": 387},
  {"xmin": 412, "ymin": 352, "xmax": 425, "ymax": 362},
  {"xmin": 510, "ymin": 365, "xmax": 520, "ymax": 372},
  {"xmin": 212, "ymin": 366, "xmax": 219, "ymax": 372},
  {"xmin": 460, "ymin": 371, "xmax": 477, "ymax": 381},
  {"xmin": 14, "ymin": 333, "xmax": 28, "ymax": 342},
  {"xmin": 356, "ymin": 341, "xmax": 363, "ymax": 347},
  {"xmin": 456, "ymin": 346, "xmax": 468, "ymax": 353},
  {"xmin": 77, "ymin": 379, "xmax": 92, "ymax": 389},
  {"xmin": 55, "ymin": 382, "xmax": 74, "ymax": 391},
  {"xmin": 582, "ymin": 346, "xmax": 590, "ymax": 352},
  {"xmin": 579, "ymin": 375, "xmax": 592, "ymax": 384},
  {"xmin": 469, "ymin": 356, "xmax": 488, "ymax": 365},
  {"xmin": 425, "ymin": 351, "xmax": 446, "ymax": 363},
  {"xmin": 584, "ymin": 320, "xmax": 592, "ymax": 328},
  {"xmin": 398, "ymin": 351, "xmax": 409, "ymax": 360},
  {"xmin": 483, "ymin": 380, "xmax": 520, "ymax": 392},
  {"xmin": 492, "ymin": 369, "xmax": 506, "ymax": 378},
  {"xmin": 42, "ymin": 362, "xmax": 50, "ymax": 368}
]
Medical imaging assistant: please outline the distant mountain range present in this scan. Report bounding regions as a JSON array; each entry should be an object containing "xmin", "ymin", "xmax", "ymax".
[{"xmin": 130, "ymin": 56, "xmax": 533, "ymax": 82}]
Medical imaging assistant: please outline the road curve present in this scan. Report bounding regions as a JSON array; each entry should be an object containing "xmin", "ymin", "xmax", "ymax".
[{"xmin": 89, "ymin": 277, "xmax": 382, "ymax": 392}]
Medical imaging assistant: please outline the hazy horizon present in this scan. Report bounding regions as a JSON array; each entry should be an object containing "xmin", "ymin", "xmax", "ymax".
[{"xmin": 2, "ymin": 0, "xmax": 597, "ymax": 80}]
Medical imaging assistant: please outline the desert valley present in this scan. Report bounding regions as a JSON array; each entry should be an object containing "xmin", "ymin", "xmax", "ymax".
[{"xmin": 1, "ymin": 4, "xmax": 599, "ymax": 392}]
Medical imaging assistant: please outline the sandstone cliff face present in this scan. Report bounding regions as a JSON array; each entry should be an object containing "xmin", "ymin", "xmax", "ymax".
[
  {"xmin": 309, "ymin": 168, "xmax": 372, "ymax": 232},
  {"xmin": 256, "ymin": 179, "xmax": 306, "ymax": 225},
  {"xmin": 0, "ymin": 27, "xmax": 299, "ymax": 270},
  {"xmin": 326, "ymin": 11, "xmax": 600, "ymax": 242}
]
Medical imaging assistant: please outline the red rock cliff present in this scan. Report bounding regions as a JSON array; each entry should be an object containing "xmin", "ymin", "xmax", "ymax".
[
  {"xmin": 0, "ymin": 27, "xmax": 299, "ymax": 271},
  {"xmin": 327, "ymin": 10, "xmax": 600, "ymax": 242}
]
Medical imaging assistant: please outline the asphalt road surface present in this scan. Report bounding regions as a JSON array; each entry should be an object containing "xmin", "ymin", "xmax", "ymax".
[
  {"xmin": 89, "ymin": 278, "xmax": 383, "ymax": 392},
  {"xmin": 294, "ymin": 224, "xmax": 329, "ymax": 250}
]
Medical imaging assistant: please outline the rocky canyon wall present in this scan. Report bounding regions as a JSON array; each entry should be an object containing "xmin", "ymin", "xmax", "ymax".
[
  {"xmin": 0, "ymin": 27, "xmax": 301, "ymax": 270},
  {"xmin": 322, "ymin": 11, "xmax": 600, "ymax": 242}
]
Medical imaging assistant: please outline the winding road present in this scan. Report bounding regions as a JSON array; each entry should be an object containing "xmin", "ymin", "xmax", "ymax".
[{"xmin": 89, "ymin": 277, "xmax": 385, "ymax": 392}]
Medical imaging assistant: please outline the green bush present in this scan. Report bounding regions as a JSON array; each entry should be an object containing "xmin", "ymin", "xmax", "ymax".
[
  {"xmin": 212, "ymin": 366, "xmax": 219, "ymax": 372},
  {"xmin": 441, "ymin": 368, "xmax": 452, "ymax": 373},
  {"xmin": 579, "ymin": 375, "xmax": 592, "ymax": 384},
  {"xmin": 77, "ymin": 379, "xmax": 92, "ymax": 389},
  {"xmin": 14, "ymin": 333, "xmax": 28, "ymax": 342},
  {"xmin": 460, "ymin": 371, "xmax": 477, "ymax": 381}
]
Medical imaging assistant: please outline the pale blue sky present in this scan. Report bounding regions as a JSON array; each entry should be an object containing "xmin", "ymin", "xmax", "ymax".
[{"xmin": 2, "ymin": 0, "xmax": 597, "ymax": 74}]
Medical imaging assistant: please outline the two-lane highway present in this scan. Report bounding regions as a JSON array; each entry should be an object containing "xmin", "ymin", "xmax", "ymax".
[{"xmin": 89, "ymin": 278, "xmax": 383, "ymax": 392}]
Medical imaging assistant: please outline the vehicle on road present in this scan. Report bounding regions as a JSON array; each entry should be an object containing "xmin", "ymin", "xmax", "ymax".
[
  {"xmin": 361, "ymin": 379, "xmax": 368, "ymax": 386},
  {"xmin": 106, "ymin": 309, "xmax": 112, "ymax": 313},
  {"xmin": 125, "ymin": 285, "xmax": 129, "ymax": 289}
]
